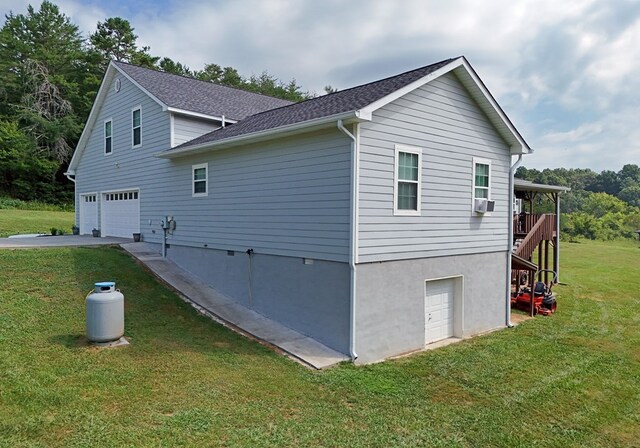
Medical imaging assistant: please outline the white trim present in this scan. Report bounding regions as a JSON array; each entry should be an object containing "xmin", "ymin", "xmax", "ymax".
[
  {"xmin": 100, "ymin": 187, "xmax": 141, "ymax": 238},
  {"xmin": 114, "ymin": 65, "xmax": 166, "ymax": 109},
  {"xmin": 393, "ymin": 144, "xmax": 422, "ymax": 216},
  {"xmin": 359, "ymin": 57, "xmax": 531, "ymax": 155},
  {"xmin": 157, "ymin": 111, "xmax": 364, "ymax": 159},
  {"xmin": 192, "ymin": 163, "xmax": 208, "ymax": 197},
  {"xmin": 424, "ymin": 275, "xmax": 464, "ymax": 343},
  {"xmin": 68, "ymin": 66, "xmax": 115, "ymax": 170},
  {"xmin": 103, "ymin": 118, "xmax": 113, "ymax": 155},
  {"xmin": 472, "ymin": 157, "xmax": 492, "ymax": 213},
  {"xmin": 166, "ymin": 107, "xmax": 238, "ymax": 123},
  {"xmin": 361, "ymin": 60, "xmax": 464, "ymax": 117},
  {"xmin": 79, "ymin": 192, "xmax": 98, "ymax": 235},
  {"xmin": 131, "ymin": 105, "xmax": 142, "ymax": 148},
  {"xmin": 68, "ymin": 61, "xmax": 231, "ymax": 171},
  {"xmin": 169, "ymin": 113, "xmax": 175, "ymax": 148},
  {"xmin": 355, "ymin": 124, "xmax": 361, "ymax": 265}
]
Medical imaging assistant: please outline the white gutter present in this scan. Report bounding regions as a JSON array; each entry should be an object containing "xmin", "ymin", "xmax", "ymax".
[
  {"xmin": 337, "ymin": 119, "xmax": 359, "ymax": 362},
  {"xmin": 64, "ymin": 171, "xmax": 76, "ymax": 184},
  {"xmin": 156, "ymin": 111, "xmax": 363, "ymax": 159},
  {"xmin": 165, "ymin": 107, "xmax": 238, "ymax": 124},
  {"xmin": 506, "ymin": 154, "xmax": 523, "ymax": 327}
]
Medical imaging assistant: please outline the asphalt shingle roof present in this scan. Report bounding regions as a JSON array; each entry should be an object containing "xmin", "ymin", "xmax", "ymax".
[
  {"xmin": 113, "ymin": 61, "xmax": 293, "ymax": 120},
  {"xmin": 172, "ymin": 58, "xmax": 455, "ymax": 151}
]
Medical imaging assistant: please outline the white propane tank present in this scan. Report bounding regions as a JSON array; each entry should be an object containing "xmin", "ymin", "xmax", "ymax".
[{"xmin": 86, "ymin": 281, "xmax": 124, "ymax": 343}]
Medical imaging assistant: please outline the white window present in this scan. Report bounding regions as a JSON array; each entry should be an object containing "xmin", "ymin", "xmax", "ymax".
[
  {"xmin": 472, "ymin": 158, "xmax": 491, "ymax": 200},
  {"xmin": 394, "ymin": 144, "xmax": 422, "ymax": 215},
  {"xmin": 104, "ymin": 119, "xmax": 113, "ymax": 155},
  {"xmin": 132, "ymin": 106, "xmax": 141, "ymax": 147},
  {"xmin": 192, "ymin": 163, "xmax": 208, "ymax": 197}
]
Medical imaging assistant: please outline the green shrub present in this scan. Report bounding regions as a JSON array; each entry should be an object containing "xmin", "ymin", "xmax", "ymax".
[{"xmin": 0, "ymin": 196, "xmax": 73, "ymax": 212}]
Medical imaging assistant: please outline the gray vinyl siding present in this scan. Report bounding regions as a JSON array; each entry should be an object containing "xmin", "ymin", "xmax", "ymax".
[
  {"xmin": 74, "ymin": 72, "xmax": 352, "ymax": 261},
  {"xmin": 172, "ymin": 114, "xmax": 221, "ymax": 147},
  {"xmin": 155, "ymin": 130, "xmax": 352, "ymax": 261},
  {"xmin": 357, "ymin": 72, "xmax": 511, "ymax": 263},
  {"xmin": 75, "ymin": 71, "xmax": 170, "ymax": 229}
]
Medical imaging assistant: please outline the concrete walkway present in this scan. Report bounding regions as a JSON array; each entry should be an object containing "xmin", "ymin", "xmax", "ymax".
[
  {"xmin": 121, "ymin": 242, "xmax": 349, "ymax": 370},
  {"xmin": 0, "ymin": 235, "xmax": 131, "ymax": 248}
]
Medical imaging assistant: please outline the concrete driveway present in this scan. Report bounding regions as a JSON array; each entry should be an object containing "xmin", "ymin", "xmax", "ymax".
[{"xmin": 0, "ymin": 235, "xmax": 131, "ymax": 248}]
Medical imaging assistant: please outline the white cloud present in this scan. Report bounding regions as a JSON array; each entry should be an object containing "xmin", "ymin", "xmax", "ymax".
[{"xmin": 1, "ymin": 0, "xmax": 639, "ymax": 171}]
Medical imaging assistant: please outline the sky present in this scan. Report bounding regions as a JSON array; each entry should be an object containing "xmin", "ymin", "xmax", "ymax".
[{"xmin": 2, "ymin": 0, "xmax": 639, "ymax": 172}]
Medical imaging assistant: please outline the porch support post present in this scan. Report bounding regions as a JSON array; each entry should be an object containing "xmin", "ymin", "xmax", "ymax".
[{"xmin": 554, "ymin": 193, "xmax": 561, "ymax": 283}]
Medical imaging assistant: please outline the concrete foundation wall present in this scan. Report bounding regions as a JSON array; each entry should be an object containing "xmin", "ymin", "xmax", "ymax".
[
  {"xmin": 166, "ymin": 244, "xmax": 351, "ymax": 354},
  {"xmin": 355, "ymin": 250, "xmax": 508, "ymax": 364}
]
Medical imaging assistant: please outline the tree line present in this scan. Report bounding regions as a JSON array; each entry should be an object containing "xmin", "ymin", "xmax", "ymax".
[
  {"xmin": 1, "ymin": 2, "xmax": 638, "ymax": 242},
  {"xmin": 0, "ymin": 1, "xmax": 312, "ymax": 204},
  {"xmin": 516, "ymin": 165, "xmax": 640, "ymax": 240}
]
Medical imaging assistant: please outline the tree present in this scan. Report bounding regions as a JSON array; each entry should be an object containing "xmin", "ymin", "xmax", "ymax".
[
  {"xmin": 158, "ymin": 57, "xmax": 193, "ymax": 77},
  {"xmin": 17, "ymin": 59, "xmax": 80, "ymax": 162},
  {"xmin": 0, "ymin": 0, "xmax": 85, "ymax": 116},
  {"xmin": 89, "ymin": 18, "xmax": 138, "ymax": 63},
  {"xmin": 588, "ymin": 169, "xmax": 620, "ymax": 195},
  {"xmin": 195, "ymin": 63, "xmax": 244, "ymax": 88},
  {"xmin": 0, "ymin": 120, "xmax": 61, "ymax": 202},
  {"xmin": 88, "ymin": 17, "xmax": 158, "ymax": 70}
]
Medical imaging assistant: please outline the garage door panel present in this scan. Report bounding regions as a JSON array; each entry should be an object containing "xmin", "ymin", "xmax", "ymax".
[
  {"xmin": 80, "ymin": 194, "xmax": 98, "ymax": 235},
  {"xmin": 102, "ymin": 190, "xmax": 140, "ymax": 238}
]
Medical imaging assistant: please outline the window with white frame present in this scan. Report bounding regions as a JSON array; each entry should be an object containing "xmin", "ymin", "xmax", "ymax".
[
  {"xmin": 473, "ymin": 158, "xmax": 491, "ymax": 200},
  {"xmin": 132, "ymin": 107, "xmax": 141, "ymax": 147},
  {"xmin": 104, "ymin": 119, "xmax": 112, "ymax": 154},
  {"xmin": 394, "ymin": 145, "xmax": 421, "ymax": 215},
  {"xmin": 192, "ymin": 163, "xmax": 208, "ymax": 197}
]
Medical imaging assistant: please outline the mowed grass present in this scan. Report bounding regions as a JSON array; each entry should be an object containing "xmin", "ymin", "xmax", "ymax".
[
  {"xmin": 0, "ymin": 209, "xmax": 75, "ymax": 237},
  {"xmin": 0, "ymin": 240, "xmax": 639, "ymax": 447}
]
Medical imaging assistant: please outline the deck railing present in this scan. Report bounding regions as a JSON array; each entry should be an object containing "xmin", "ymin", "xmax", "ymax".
[
  {"xmin": 514, "ymin": 214, "xmax": 555, "ymax": 261},
  {"xmin": 513, "ymin": 213, "xmax": 557, "ymax": 236}
]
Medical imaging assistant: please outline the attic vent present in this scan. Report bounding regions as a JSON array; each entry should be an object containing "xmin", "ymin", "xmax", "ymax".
[{"xmin": 114, "ymin": 78, "xmax": 121, "ymax": 92}]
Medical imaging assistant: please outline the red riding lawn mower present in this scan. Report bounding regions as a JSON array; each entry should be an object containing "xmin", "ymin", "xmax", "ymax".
[{"xmin": 511, "ymin": 269, "xmax": 558, "ymax": 316}]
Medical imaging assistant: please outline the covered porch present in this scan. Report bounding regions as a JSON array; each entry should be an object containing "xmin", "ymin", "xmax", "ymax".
[{"xmin": 511, "ymin": 179, "xmax": 570, "ymax": 316}]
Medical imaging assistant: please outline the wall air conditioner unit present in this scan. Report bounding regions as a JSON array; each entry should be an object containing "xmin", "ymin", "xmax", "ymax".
[{"xmin": 474, "ymin": 198, "xmax": 495, "ymax": 213}]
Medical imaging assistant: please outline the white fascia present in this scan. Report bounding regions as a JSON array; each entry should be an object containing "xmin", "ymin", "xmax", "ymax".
[
  {"xmin": 166, "ymin": 107, "xmax": 237, "ymax": 123},
  {"xmin": 156, "ymin": 110, "xmax": 367, "ymax": 159},
  {"xmin": 359, "ymin": 56, "xmax": 532, "ymax": 156},
  {"xmin": 68, "ymin": 64, "xmax": 117, "ymax": 172}
]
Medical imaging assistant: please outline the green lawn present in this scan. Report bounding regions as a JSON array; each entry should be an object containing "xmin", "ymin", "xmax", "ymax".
[
  {"xmin": 0, "ymin": 209, "xmax": 75, "ymax": 238},
  {"xmin": 0, "ymin": 240, "xmax": 639, "ymax": 447}
]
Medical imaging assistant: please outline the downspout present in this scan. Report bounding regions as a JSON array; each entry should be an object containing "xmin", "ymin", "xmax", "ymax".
[
  {"xmin": 555, "ymin": 193, "xmax": 561, "ymax": 283},
  {"xmin": 506, "ymin": 154, "xmax": 523, "ymax": 328},
  {"xmin": 64, "ymin": 172, "xmax": 77, "ymax": 229},
  {"xmin": 337, "ymin": 119, "xmax": 358, "ymax": 361}
]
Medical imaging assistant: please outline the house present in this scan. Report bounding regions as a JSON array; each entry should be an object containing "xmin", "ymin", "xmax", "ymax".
[{"xmin": 67, "ymin": 56, "xmax": 532, "ymax": 364}]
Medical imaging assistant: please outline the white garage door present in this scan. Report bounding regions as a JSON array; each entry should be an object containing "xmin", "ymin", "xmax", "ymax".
[
  {"xmin": 425, "ymin": 279, "xmax": 455, "ymax": 345},
  {"xmin": 79, "ymin": 194, "xmax": 98, "ymax": 235},
  {"xmin": 102, "ymin": 190, "xmax": 140, "ymax": 238}
]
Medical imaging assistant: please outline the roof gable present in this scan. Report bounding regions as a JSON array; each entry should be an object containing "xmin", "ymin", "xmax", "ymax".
[
  {"xmin": 68, "ymin": 61, "xmax": 293, "ymax": 173},
  {"xmin": 162, "ymin": 57, "xmax": 531, "ymax": 158}
]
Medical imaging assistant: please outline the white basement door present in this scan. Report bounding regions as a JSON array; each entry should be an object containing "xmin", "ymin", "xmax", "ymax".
[
  {"xmin": 425, "ymin": 279, "xmax": 455, "ymax": 345},
  {"xmin": 79, "ymin": 194, "xmax": 98, "ymax": 235},
  {"xmin": 102, "ymin": 190, "xmax": 140, "ymax": 238}
]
